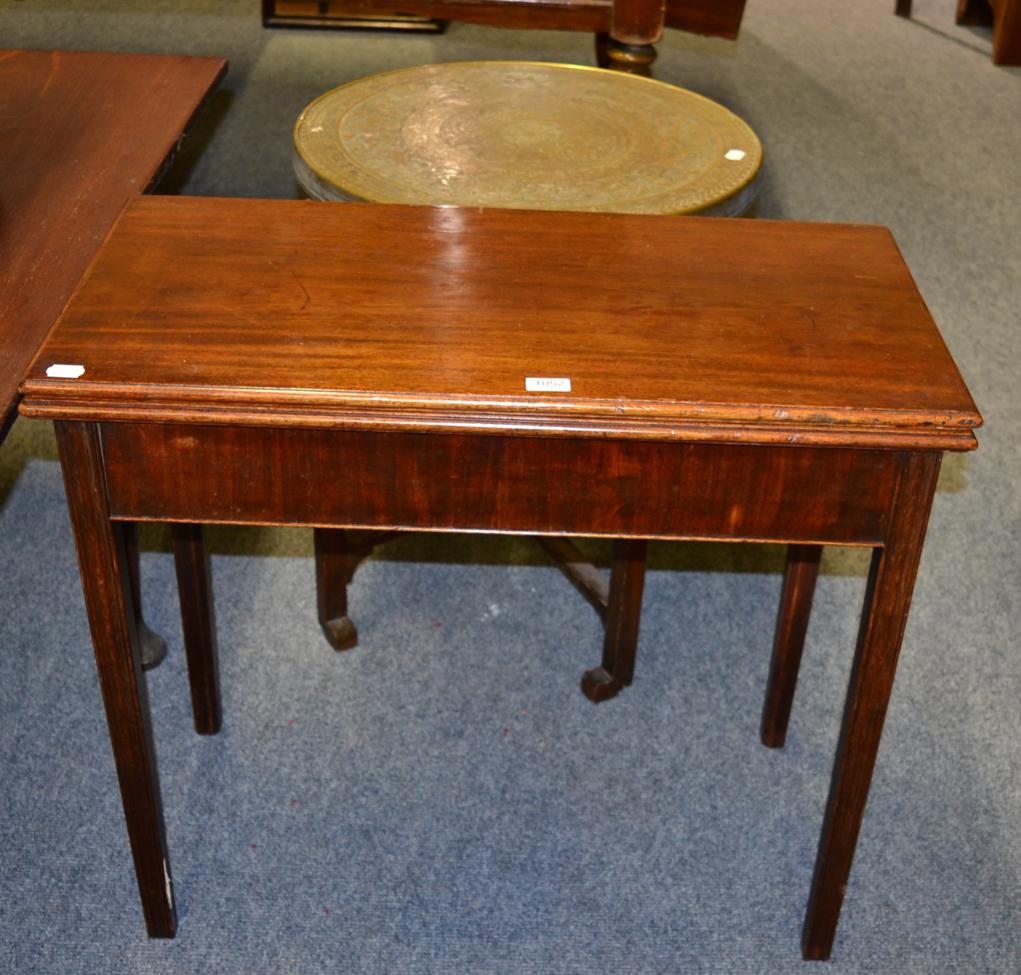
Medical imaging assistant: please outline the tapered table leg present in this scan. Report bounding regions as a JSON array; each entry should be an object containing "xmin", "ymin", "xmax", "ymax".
[
  {"xmin": 801, "ymin": 453, "xmax": 941, "ymax": 960},
  {"xmin": 171, "ymin": 523, "xmax": 221, "ymax": 735},
  {"xmin": 581, "ymin": 538, "xmax": 648, "ymax": 703},
  {"xmin": 761, "ymin": 544, "xmax": 822, "ymax": 748},
  {"xmin": 122, "ymin": 522, "xmax": 167, "ymax": 671},
  {"xmin": 56, "ymin": 421, "xmax": 176, "ymax": 937}
]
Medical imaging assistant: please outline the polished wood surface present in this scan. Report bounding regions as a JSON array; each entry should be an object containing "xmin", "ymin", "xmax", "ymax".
[
  {"xmin": 22, "ymin": 197, "xmax": 981, "ymax": 958},
  {"xmin": 0, "ymin": 49, "xmax": 227, "ymax": 440},
  {"xmin": 97, "ymin": 424, "xmax": 903, "ymax": 543},
  {"xmin": 23, "ymin": 197, "xmax": 979, "ymax": 449}
]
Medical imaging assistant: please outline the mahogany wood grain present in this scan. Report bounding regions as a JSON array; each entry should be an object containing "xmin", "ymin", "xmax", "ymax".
[
  {"xmin": 171, "ymin": 524, "xmax": 221, "ymax": 735},
  {"xmin": 802, "ymin": 452, "xmax": 942, "ymax": 960},
  {"xmin": 98, "ymin": 424, "xmax": 902, "ymax": 546},
  {"xmin": 760, "ymin": 543, "xmax": 822, "ymax": 748},
  {"xmin": 22, "ymin": 198, "xmax": 980, "ymax": 451},
  {"xmin": 54, "ymin": 421, "xmax": 176, "ymax": 938},
  {"xmin": 0, "ymin": 49, "xmax": 226, "ymax": 439}
]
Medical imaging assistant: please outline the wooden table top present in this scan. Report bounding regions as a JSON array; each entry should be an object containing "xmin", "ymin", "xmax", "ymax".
[
  {"xmin": 292, "ymin": 62, "xmax": 761, "ymax": 216},
  {"xmin": 21, "ymin": 196, "xmax": 980, "ymax": 451},
  {"xmin": 0, "ymin": 48, "xmax": 227, "ymax": 439}
]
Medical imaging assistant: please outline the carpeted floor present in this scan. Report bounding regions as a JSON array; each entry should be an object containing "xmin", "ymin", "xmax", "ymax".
[{"xmin": 0, "ymin": 0, "xmax": 1018, "ymax": 971}]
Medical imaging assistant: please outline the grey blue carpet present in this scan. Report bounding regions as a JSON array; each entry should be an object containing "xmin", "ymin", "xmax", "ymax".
[{"xmin": 0, "ymin": 0, "xmax": 1019, "ymax": 971}]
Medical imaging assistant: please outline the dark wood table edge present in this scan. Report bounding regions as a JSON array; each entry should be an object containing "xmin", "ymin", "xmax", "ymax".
[{"xmin": 0, "ymin": 53, "xmax": 228, "ymax": 441}]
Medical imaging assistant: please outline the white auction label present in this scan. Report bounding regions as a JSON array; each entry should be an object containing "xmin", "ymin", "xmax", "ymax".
[
  {"xmin": 45, "ymin": 364, "xmax": 85, "ymax": 379},
  {"xmin": 525, "ymin": 377, "xmax": 571, "ymax": 392}
]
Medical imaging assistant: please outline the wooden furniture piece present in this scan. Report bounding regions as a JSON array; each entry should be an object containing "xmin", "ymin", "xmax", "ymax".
[
  {"xmin": 896, "ymin": 0, "xmax": 1020, "ymax": 65},
  {"xmin": 0, "ymin": 48, "xmax": 227, "ymax": 667},
  {"xmin": 294, "ymin": 61, "xmax": 762, "ymax": 665},
  {"xmin": 21, "ymin": 196, "xmax": 980, "ymax": 958},
  {"xmin": 263, "ymin": 0, "xmax": 747, "ymax": 75}
]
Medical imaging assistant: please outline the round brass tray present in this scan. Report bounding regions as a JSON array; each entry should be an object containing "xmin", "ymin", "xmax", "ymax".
[{"xmin": 293, "ymin": 62, "xmax": 762, "ymax": 216}]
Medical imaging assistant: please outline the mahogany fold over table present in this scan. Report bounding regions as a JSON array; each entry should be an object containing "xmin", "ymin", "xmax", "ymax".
[{"xmin": 20, "ymin": 197, "xmax": 981, "ymax": 959}]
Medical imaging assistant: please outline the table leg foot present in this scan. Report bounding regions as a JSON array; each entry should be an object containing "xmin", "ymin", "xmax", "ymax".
[
  {"xmin": 322, "ymin": 613, "xmax": 358, "ymax": 651},
  {"xmin": 596, "ymin": 34, "xmax": 657, "ymax": 76},
  {"xmin": 581, "ymin": 666, "xmax": 626, "ymax": 702},
  {"xmin": 580, "ymin": 538, "xmax": 647, "ymax": 703},
  {"xmin": 314, "ymin": 528, "xmax": 393, "ymax": 651}
]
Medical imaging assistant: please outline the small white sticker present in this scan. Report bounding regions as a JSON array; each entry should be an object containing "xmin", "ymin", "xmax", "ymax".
[
  {"xmin": 45, "ymin": 363, "xmax": 85, "ymax": 379},
  {"xmin": 525, "ymin": 377, "xmax": 571, "ymax": 393},
  {"xmin": 725, "ymin": 149, "xmax": 746, "ymax": 161}
]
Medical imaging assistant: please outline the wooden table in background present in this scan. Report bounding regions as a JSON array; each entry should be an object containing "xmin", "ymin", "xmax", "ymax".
[
  {"xmin": 21, "ymin": 197, "xmax": 981, "ymax": 959},
  {"xmin": 262, "ymin": 0, "xmax": 747, "ymax": 74},
  {"xmin": 0, "ymin": 48, "xmax": 227, "ymax": 441},
  {"xmin": 0, "ymin": 48, "xmax": 226, "ymax": 664}
]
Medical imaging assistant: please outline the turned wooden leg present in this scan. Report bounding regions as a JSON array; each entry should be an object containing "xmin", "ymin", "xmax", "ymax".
[
  {"xmin": 801, "ymin": 453, "xmax": 941, "ymax": 961},
  {"xmin": 581, "ymin": 538, "xmax": 647, "ymax": 703},
  {"xmin": 595, "ymin": 33, "xmax": 657, "ymax": 76},
  {"xmin": 56, "ymin": 421, "xmax": 176, "ymax": 937},
  {"xmin": 313, "ymin": 528, "xmax": 383, "ymax": 650},
  {"xmin": 761, "ymin": 544, "xmax": 822, "ymax": 748},
  {"xmin": 171, "ymin": 523, "xmax": 221, "ymax": 735},
  {"xmin": 122, "ymin": 522, "xmax": 167, "ymax": 671}
]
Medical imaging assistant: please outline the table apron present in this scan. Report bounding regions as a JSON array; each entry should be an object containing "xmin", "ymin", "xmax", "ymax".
[{"xmin": 100, "ymin": 422, "xmax": 902, "ymax": 544}]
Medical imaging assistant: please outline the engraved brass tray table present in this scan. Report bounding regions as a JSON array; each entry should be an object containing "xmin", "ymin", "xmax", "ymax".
[{"xmin": 293, "ymin": 62, "xmax": 762, "ymax": 216}]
